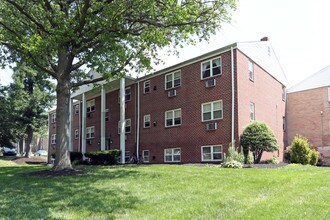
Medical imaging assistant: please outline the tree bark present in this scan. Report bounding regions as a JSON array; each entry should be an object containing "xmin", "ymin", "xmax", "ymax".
[
  {"xmin": 24, "ymin": 125, "xmax": 33, "ymax": 158},
  {"xmin": 53, "ymin": 73, "xmax": 72, "ymax": 170}
]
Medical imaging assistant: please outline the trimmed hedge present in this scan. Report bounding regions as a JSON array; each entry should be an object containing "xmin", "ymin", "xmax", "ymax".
[
  {"xmin": 70, "ymin": 152, "xmax": 83, "ymax": 162},
  {"xmin": 84, "ymin": 150, "xmax": 120, "ymax": 165}
]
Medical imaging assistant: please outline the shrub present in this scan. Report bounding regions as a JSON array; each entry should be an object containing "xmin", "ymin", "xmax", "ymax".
[
  {"xmin": 222, "ymin": 160, "xmax": 243, "ymax": 168},
  {"xmin": 84, "ymin": 150, "xmax": 120, "ymax": 165},
  {"xmin": 265, "ymin": 156, "xmax": 279, "ymax": 164},
  {"xmin": 284, "ymin": 147, "xmax": 292, "ymax": 162},
  {"xmin": 246, "ymin": 151, "xmax": 254, "ymax": 165},
  {"xmin": 291, "ymin": 135, "xmax": 311, "ymax": 165},
  {"xmin": 309, "ymin": 149, "xmax": 319, "ymax": 166},
  {"xmin": 70, "ymin": 152, "xmax": 83, "ymax": 162},
  {"xmin": 241, "ymin": 121, "xmax": 278, "ymax": 164}
]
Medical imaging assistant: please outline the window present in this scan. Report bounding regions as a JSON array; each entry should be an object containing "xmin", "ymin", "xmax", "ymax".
[
  {"xmin": 105, "ymin": 109, "xmax": 109, "ymax": 121},
  {"xmin": 86, "ymin": 99, "xmax": 95, "ymax": 113},
  {"xmin": 144, "ymin": 80, "xmax": 150, "ymax": 94},
  {"xmin": 250, "ymin": 102, "xmax": 255, "ymax": 121},
  {"xmin": 86, "ymin": 126, "xmax": 95, "ymax": 139},
  {"xmin": 164, "ymin": 148, "xmax": 181, "ymax": 162},
  {"xmin": 165, "ymin": 71, "xmax": 181, "ymax": 90},
  {"xmin": 282, "ymin": 86, "xmax": 286, "ymax": 101},
  {"xmin": 51, "ymin": 113, "xmax": 56, "ymax": 123},
  {"xmin": 249, "ymin": 60, "xmax": 254, "ymax": 81},
  {"xmin": 75, "ymin": 129, "xmax": 79, "ymax": 139},
  {"xmin": 125, "ymin": 87, "xmax": 131, "ymax": 101},
  {"xmin": 202, "ymin": 100, "xmax": 223, "ymax": 121},
  {"xmin": 283, "ymin": 116, "xmax": 286, "ymax": 131},
  {"xmin": 74, "ymin": 105, "xmax": 79, "ymax": 114},
  {"xmin": 165, "ymin": 109, "xmax": 182, "ymax": 127},
  {"xmin": 51, "ymin": 134, "xmax": 56, "ymax": 144},
  {"xmin": 142, "ymin": 150, "xmax": 150, "ymax": 163},
  {"xmin": 201, "ymin": 57, "xmax": 221, "ymax": 79},
  {"xmin": 201, "ymin": 145, "xmax": 223, "ymax": 161},
  {"xmin": 144, "ymin": 114, "xmax": 151, "ymax": 128},
  {"xmin": 118, "ymin": 119, "xmax": 131, "ymax": 134}
]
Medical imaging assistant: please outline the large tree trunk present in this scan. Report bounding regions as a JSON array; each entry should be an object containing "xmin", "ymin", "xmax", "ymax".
[
  {"xmin": 53, "ymin": 73, "xmax": 72, "ymax": 170},
  {"xmin": 24, "ymin": 125, "xmax": 33, "ymax": 158}
]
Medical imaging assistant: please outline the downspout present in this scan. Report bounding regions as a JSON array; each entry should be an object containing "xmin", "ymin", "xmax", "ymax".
[
  {"xmin": 231, "ymin": 46, "xmax": 235, "ymax": 146},
  {"xmin": 136, "ymin": 79, "xmax": 140, "ymax": 160}
]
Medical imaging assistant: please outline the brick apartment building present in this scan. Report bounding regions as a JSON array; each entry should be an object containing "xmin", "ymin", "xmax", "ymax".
[
  {"xmin": 49, "ymin": 38, "xmax": 288, "ymax": 164},
  {"xmin": 287, "ymin": 66, "xmax": 330, "ymax": 164}
]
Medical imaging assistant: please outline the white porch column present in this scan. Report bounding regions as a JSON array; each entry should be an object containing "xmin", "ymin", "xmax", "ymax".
[
  {"xmin": 120, "ymin": 77, "xmax": 126, "ymax": 164},
  {"xmin": 81, "ymin": 93, "xmax": 87, "ymax": 155},
  {"xmin": 69, "ymin": 98, "xmax": 73, "ymax": 152},
  {"xmin": 100, "ymin": 85, "xmax": 106, "ymax": 151}
]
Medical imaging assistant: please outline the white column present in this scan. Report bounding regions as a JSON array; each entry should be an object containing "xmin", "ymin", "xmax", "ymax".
[
  {"xmin": 100, "ymin": 85, "xmax": 106, "ymax": 151},
  {"xmin": 81, "ymin": 93, "xmax": 87, "ymax": 155},
  {"xmin": 136, "ymin": 80, "xmax": 140, "ymax": 159},
  {"xmin": 69, "ymin": 98, "xmax": 73, "ymax": 152},
  {"xmin": 120, "ymin": 77, "xmax": 126, "ymax": 164}
]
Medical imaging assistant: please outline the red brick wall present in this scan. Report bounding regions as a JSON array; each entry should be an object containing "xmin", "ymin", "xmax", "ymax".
[
  {"xmin": 236, "ymin": 50, "xmax": 286, "ymax": 161},
  {"xmin": 287, "ymin": 87, "xmax": 330, "ymax": 148},
  {"xmin": 72, "ymin": 102, "xmax": 81, "ymax": 152},
  {"xmin": 139, "ymin": 51, "xmax": 234, "ymax": 163}
]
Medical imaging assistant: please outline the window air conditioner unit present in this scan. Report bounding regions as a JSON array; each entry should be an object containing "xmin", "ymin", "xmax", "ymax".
[
  {"xmin": 206, "ymin": 122, "xmax": 217, "ymax": 131},
  {"xmin": 205, "ymin": 79, "xmax": 216, "ymax": 88},
  {"xmin": 168, "ymin": 90, "xmax": 177, "ymax": 97},
  {"xmin": 87, "ymin": 112, "xmax": 91, "ymax": 118},
  {"xmin": 52, "ymin": 123, "xmax": 56, "ymax": 128},
  {"xmin": 87, "ymin": 139, "xmax": 92, "ymax": 145}
]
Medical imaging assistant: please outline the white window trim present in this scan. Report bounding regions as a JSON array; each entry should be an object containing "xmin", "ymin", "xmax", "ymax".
[
  {"xmin": 51, "ymin": 113, "xmax": 56, "ymax": 123},
  {"xmin": 143, "ymin": 80, "xmax": 151, "ymax": 94},
  {"xmin": 86, "ymin": 99, "xmax": 95, "ymax": 113},
  {"xmin": 142, "ymin": 150, "xmax": 150, "ymax": 163},
  {"xmin": 118, "ymin": 119, "xmax": 131, "ymax": 134},
  {"xmin": 51, "ymin": 134, "xmax": 56, "ymax": 144},
  {"xmin": 201, "ymin": 145, "xmax": 223, "ymax": 162},
  {"xmin": 200, "ymin": 57, "xmax": 222, "ymax": 80},
  {"xmin": 143, "ymin": 114, "xmax": 151, "ymax": 128},
  {"xmin": 249, "ymin": 60, "xmax": 254, "ymax": 81},
  {"xmin": 74, "ymin": 105, "xmax": 79, "ymax": 114},
  {"xmin": 250, "ymin": 102, "xmax": 255, "ymax": 121},
  {"xmin": 201, "ymin": 100, "xmax": 223, "ymax": 122},
  {"xmin": 165, "ymin": 70, "xmax": 181, "ymax": 90},
  {"xmin": 86, "ymin": 126, "xmax": 95, "ymax": 139},
  {"xmin": 164, "ymin": 148, "xmax": 181, "ymax": 163},
  {"xmin": 165, "ymin": 108, "xmax": 182, "ymax": 127},
  {"xmin": 125, "ymin": 87, "xmax": 131, "ymax": 102}
]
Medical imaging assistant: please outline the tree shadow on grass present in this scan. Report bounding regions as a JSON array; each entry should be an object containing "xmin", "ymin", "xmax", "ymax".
[{"xmin": 0, "ymin": 166, "xmax": 141, "ymax": 219}]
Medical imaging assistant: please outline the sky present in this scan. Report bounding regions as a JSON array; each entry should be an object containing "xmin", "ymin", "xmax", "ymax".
[{"xmin": 1, "ymin": 0, "xmax": 330, "ymax": 87}]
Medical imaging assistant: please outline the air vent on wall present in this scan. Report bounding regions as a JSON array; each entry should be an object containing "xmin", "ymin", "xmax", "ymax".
[
  {"xmin": 167, "ymin": 90, "xmax": 177, "ymax": 97},
  {"xmin": 206, "ymin": 122, "xmax": 217, "ymax": 131},
  {"xmin": 205, "ymin": 78, "xmax": 216, "ymax": 88}
]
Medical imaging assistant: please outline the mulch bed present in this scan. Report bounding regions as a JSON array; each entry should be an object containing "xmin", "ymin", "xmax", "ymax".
[
  {"xmin": 12, "ymin": 157, "xmax": 47, "ymax": 165},
  {"xmin": 24, "ymin": 168, "xmax": 90, "ymax": 177},
  {"xmin": 247, "ymin": 162, "xmax": 288, "ymax": 169}
]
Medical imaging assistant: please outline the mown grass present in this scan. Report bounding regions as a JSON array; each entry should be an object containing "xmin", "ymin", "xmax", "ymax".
[{"xmin": 0, "ymin": 158, "xmax": 329, "ymax": 220}]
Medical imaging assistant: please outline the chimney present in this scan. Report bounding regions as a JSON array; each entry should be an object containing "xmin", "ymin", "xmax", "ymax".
[{"xmin": 260, "ymin": 36, "xmax": 269, "ymax": 41}]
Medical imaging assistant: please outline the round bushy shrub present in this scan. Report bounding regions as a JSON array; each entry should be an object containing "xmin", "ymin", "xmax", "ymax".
[
  {"xmin": 291, "ymin": 135, "xmax": 311, "ymax": 165},
  {"xmin": 222, "ymin": 160, "xmax": 243, "ymax": 168},
  {"xmin": 309, "ymin": 149, "xmax": 319, "ymax": 166}
]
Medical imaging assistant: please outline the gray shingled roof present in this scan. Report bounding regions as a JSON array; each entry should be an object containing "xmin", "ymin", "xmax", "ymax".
[{"xmin": 288, "ymin": 65, "xmax": 330, "ymax": 93}]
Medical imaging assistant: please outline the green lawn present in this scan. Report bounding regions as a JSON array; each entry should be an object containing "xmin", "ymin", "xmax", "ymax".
[{"xmin": 0, "ymin": 159, "xmax": 329, "ymax": 220}]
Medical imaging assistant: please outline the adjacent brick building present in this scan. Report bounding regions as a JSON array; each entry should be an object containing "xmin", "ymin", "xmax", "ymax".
[
  {"xmin": 287, "ymin": 66, "xmax": 330, "ymax": 164},
  {"xmin": 49, "ymin": 39, "xmax": 288, "ymax": 163}
]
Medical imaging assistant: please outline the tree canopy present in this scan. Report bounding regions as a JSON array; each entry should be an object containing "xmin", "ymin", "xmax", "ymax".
[
  {"xmin": 0, "ymin": 0, "xmax": 236, "ymax": 170},
  {"xmin": 241, "ymin": 121, "xmax": 278, "ymax": 164}
]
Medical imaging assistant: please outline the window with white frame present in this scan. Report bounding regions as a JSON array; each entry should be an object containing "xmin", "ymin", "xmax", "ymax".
[
  {"xmin": 201, "ymin": 57, "xmax": 221, "ymax": 79},
  {"xmin": 202, "ymin": 100, "xmax": 223, "ymax": 121},
  {"xmin": 250, "ymin": 102, "xmax": 255, "ymax": 121},
  {"xmin": 75, "ymin": 129, "xmax": 79, "ymax": 139},
  {"xmin": 165, "ymin": 109, "xmax": 182, "ymax": 127},
  {"xmin": 86, "ymin": 99, "xmax": 95, "ymax": 113},
  {"xmin": 144, "ymin": 114, "xmax": 151, "ymax": 128},
  {"xmin": 118, "ymin": 119, "xmax": 131, "ymax": 134},
  {"xmin": 51, "ymin": 113, "xmax": 56, "ymax": 123},
  {"xmin": 201, "ymin": 145, "xmax": 222, "ymax": 161},
  {"xmin": 142, "ymin": 150, "xmax": 150, "ymax": 163},
  {"xmin": 105, "ymin": 109, "xmax": 109, "ymax": 121},
  {"xmin": 74, "ymin": 105, "xmax": 79, "ymax": 114},
  {"xmin": 282, "ymin": 86, "xmax": 286, "ymax": 101},
  {"xmin": 164, "ymin": 148, "xmax": 181, "ymax": 162},
  {"xmin": 86, "ymin": 126, "xmax": 95, "ymax": 139},
  {"xmin": 125, "ymin": 87, "xmax": 131, "ymax": 101},
  {"xmin": 144, "ymin": 80, "xmax": 151, "ymax": 94},
  {"xmin": 248, "ymin": 60, "xmax": 254, "ymax": 81},
  {"xmin": 51, "ymin": 134, "xmax": 56, "ymax": 144},
  {"xmin": 165, "ymin": 71, "xmax": 181, "ymax": 90}
]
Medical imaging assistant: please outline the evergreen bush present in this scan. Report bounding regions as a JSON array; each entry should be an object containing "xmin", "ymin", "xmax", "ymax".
[{"xmin": 84, "ymin": 149, "xmax": 120, "ymax": 165}]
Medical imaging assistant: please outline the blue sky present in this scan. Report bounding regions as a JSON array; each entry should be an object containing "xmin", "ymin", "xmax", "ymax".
[{"xmin": 1, "ymin": 0, "xmax": 329, "ymax": 87}]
